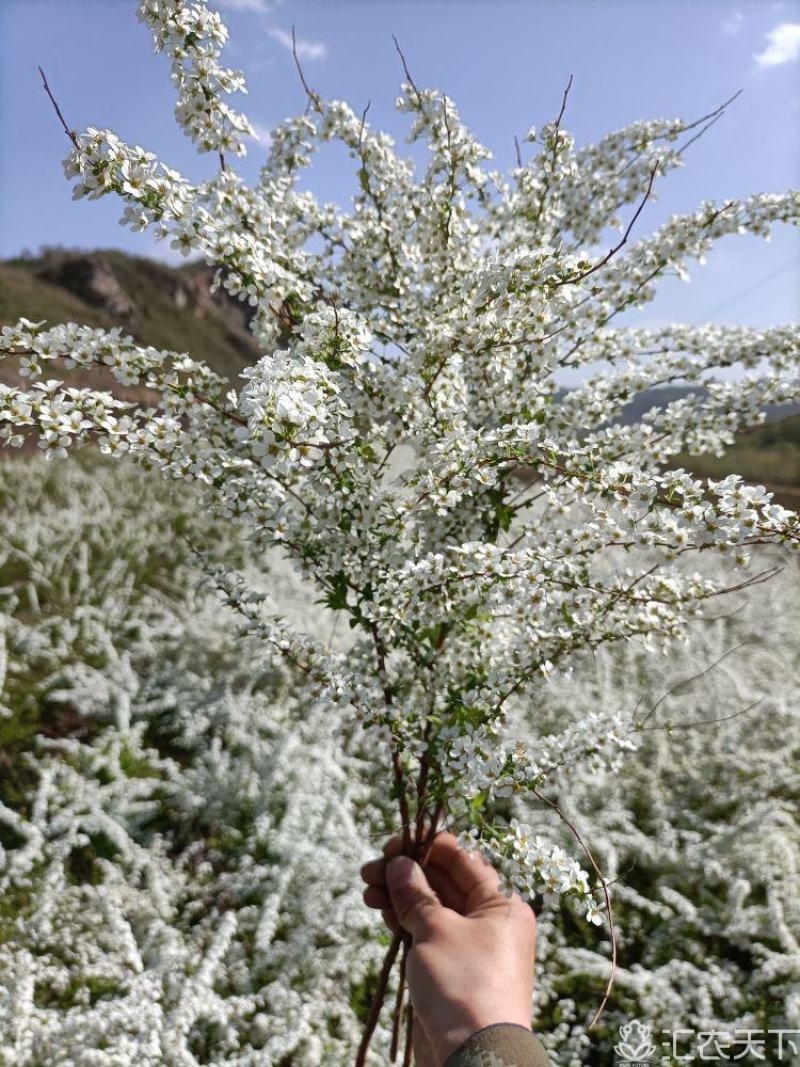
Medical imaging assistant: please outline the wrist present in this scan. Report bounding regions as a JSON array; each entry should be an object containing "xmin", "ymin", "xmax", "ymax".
[{"xmin": 436, "ymin": 1006, "xmax": 532, "ymax": 1065}]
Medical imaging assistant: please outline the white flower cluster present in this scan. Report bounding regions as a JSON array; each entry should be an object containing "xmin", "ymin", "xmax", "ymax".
[
  {"xmin": 468, "ymin": 820, "xmax": 606, "ymax": 927},
  {"xmin": 439, "ymin": 712, "xmax": 635, "ymax": 807},
  {"xmin": 137, "ymin": 0, "xmax": 254, "ymax": 156},
  {"xmin": 239, "ymin": 350, "xmax": 345, "ymax": 462},
  {"xmin": 1, "ymin": 0, "xmax": 799, "ymax": 1054},
  {"xmin": 63, "ymin": 127, "xmax": 195, "ymax": 234},
  {"xmin": 237, "ymin": 308, "xmax": 373, "ymax": 474}
]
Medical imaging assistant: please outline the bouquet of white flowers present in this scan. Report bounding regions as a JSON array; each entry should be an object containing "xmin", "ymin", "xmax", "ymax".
[{"xmin": 1, "ymin": 1, "xmax": 798, "ymax": 1061}]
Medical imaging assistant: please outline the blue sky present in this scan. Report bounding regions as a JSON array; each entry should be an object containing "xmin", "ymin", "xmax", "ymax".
[{"xmin": 1, "ymin": 0, "xmax": 799, "ymax": 343}]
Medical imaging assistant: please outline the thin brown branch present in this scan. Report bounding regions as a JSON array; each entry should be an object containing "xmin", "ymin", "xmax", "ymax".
[
  {"xmin": 631, "ymin": 639, "xmax": 748, "ymax": 731},
  {"xmin": 390, "ymin": 939, "xmax": 408, "ymax": 1061},
  {"xmin": 392, "ymin": 750, "xmax": 412, "ymax": 853},
  {"xmin": 677, "ymin": 89, "xmax": 743, "ymax": 155},
  {"xmin": 532, "ymin": 788, "xmax": 616, "ymax": 1030},
  {"xmin": 402, "ymin": 1003, "xmax": 414, "ymax": 1067},
  {"xmin": 562, "ymin": 200, "xmax": 736, "ymax": 362},
  {"xmin": 370, "ymin": 620, "xmax": 412, "ymax": 853},
  {"xmin": 391, "ymin": 34, "xmax": 422, "ymax": 108},
  {"xmin": 615, "ymin": 89, "xmax": 743, "ymax": 186},
  {"xmin": 38, "ymin": 66, "xmax": 79, "ymax": 149},
  {"xmin": 420, "ymin": 801, "xmax": 444, "ymax": 868},
  {"xmin": 195, "ymin": 392, "xmax": 247, "ymax": 426},
  {"xmin": 291, "ymin": 26, "xmax": 322, "ymax": 112},
  {"xmin": 359, "ymin": 100, "xmax": 371, "ymax": 152},
  {"xmin": 700, "ymin": 565, "xmax": 783, "ymax": 599},
  {"xmin": 555, "ymin": 160, "xmax": 660, "ymax": 288},
  {"xmin": 530, "ymin": 73, "xmax": 573, "ymax": 230},
  {"xmin": 638, "ymin": 698, "xmax": 761, "ymax": 733},
  {"xmin": 554, "ymin": 73, "xmax": 574, "ymax": 132},
  {"xmin": 441, "ymin": 97, "xmax": 456, "ymax": 246},
  {"xmin": 355, "ymin": 931, "xmax": 403, "ymax": 1067}
]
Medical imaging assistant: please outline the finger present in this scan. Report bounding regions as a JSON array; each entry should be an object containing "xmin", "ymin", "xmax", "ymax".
[
  {"xmin": 381, "ymin": 907, "xmax": 399, "ymax": 934},
  {"xmin": 423, "ymin": 832, "xmax": 502, "ymax": 909},
  {"xmin": 424, "ymin": 864, "xmax": 467, "ymax": 913},
  {"xmin": 385, "ymin": 855, "xmax": 442, "ymax": 940},
  {"xmin": 360, "ymin": 857, "xmax": 387, "ymax": 886},
  {"xmin": 362, "ymin": 885, "xmax": 390, "ymax": 910},
  {"xmin": 368, "ymin": 838, "xmax": 474, "ymax": 913},
  {"xmin": 382, "ymin": 833, "xmax": 414, "ymax": 859}
]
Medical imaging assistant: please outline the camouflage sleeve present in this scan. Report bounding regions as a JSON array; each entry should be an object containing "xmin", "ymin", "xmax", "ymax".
[{"xmin": 445, "ymin": 1024, "xmax": 550, "ymax": 1066}]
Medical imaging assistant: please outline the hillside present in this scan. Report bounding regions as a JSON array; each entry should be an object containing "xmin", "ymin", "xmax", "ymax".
[{"xmin": 0, "ymin": 248, "xmax": 259, "ymax": 382}]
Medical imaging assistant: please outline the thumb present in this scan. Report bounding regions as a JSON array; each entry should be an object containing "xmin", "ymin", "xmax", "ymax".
[{"xmin": 385, "ymin": 855, "xmax": 442, "ymax": 940}]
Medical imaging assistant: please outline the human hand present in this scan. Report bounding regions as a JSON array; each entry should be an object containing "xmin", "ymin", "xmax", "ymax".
[{"xmin": 360, "ymin": 832, "xmax": 536, "ymax": 1066}]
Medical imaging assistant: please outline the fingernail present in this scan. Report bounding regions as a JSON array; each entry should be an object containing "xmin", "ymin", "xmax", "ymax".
[{"xmin": 386, "ymin": 855, "xmax": 416, "ymax": 889}]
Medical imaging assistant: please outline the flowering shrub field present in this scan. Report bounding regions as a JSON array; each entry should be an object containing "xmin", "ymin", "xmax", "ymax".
[
  {"xmin": 0, "ymin": 457, "xmax": 797, "ymax": 1065},
  {"xmin": 0, "ymin": 0, "xmax": 798, "ymax": 1062},
  {"xmin": 0, "ymin": 456, "xmax": 390, "ymax": 1064}
]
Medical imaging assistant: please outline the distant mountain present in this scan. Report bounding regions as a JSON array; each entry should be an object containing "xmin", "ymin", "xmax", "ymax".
[
  {"xmin": 617, "ymin": 386, "xmax": 799, "ymax": 427},
  {"xmin": 0, "ymin": 248, "xmax": 259, "ymax": 383}
]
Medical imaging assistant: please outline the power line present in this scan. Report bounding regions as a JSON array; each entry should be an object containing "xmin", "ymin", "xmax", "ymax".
[{"xmin": 703, "ymin": 254, "xmax": 800, "ymax": 319}]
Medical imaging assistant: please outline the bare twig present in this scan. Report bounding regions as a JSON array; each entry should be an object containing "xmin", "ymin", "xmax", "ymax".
[
  {"xmin": 530, "ymin": 74, "xmax": 573, "ymax": 229},
  {"xmin": 638, "ymin": 698, "xmax": 762, "ymax": 733},
  {"xmin": 420, "ymin": 801, "xmax": 445, "ymax": 868},
  {"xmin": 38, "ymin": 66, "xmax": 79, "ymax": 149},
  {"xmin": 291, "ymin": 26, "xmax": 322, "ymax": 112},
  {"xmin": 371, "ymin": 621, "xmax": 412, "ymax": 859},
  {"xmin": 402, "ymin": 1003, "xmax": 414, "ymax": 1067},
  {"xmin": 355, "ymin": 931, "xmax": 403, "ymax": 1067},
  {"xmin": 554, "ymin": 73, "xmax": 574, "ymax": 133},
  {"xmin": 677, "ymin": 89, "xmax": 743, "ymax": 155},
  {"xmin": 631, "ymin": 639, "xmax": 747, "ymax": 731},
  {"xmin": 701, "ymin": 566, "xmax": 783, "ymax": 599},
  {"xmin": 194, "ymin": 392, "xmax": 247, "ymax": 426},
  {"xmin": 514, "ymin": 134, "xmax": 523, "ymax": 169},
  {"xmin": 441, "ymin": 97, "xmax": 455, "ymax": 245},
  {"xmin": 390, "ymin": 939, "xmax": 408, "ymax": 1062},
  {"xmin": 359, "ymin": 100, "xmax": 371, "ymax": 152},
  {"xmin": 391, "ymin": 34, "xmax": 422, "ymax": 108},
  {"xmin": 616, "ymin": 89, "xmax": 743, "ymax": 184},
  {"xmin": 392, "ymin": 750, "xmax": 412, "ymax": 853}
]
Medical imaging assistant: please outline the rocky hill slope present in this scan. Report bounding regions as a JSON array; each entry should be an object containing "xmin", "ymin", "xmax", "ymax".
[{"xmin": 0, "ymin": 248, "xmax": 259, "ymax": 382}]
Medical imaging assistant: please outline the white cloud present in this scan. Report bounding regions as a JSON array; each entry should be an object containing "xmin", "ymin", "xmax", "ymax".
[
  {"xmin": 269, "ymin": 28, "xmax": 328, "ymax": 62},
  {"xmin": 754, "ymin": 21, "xmax": 800, "ymax": 66},
  {"xmin": 722, "ymin": 12, "xmax": 744, "ymax": 36},
  {"xmin": 218, "ymin": 0, "xmax": 277, "ymax": 13},
  {"xmin": 248, "ymin": 122, "xmax": 274, "ymax": 151}
]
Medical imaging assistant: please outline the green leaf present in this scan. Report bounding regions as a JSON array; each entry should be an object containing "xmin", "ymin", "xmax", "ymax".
[{"xmin": 325, "ymin": 570, "xmax": 349, "ymax": 611}]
